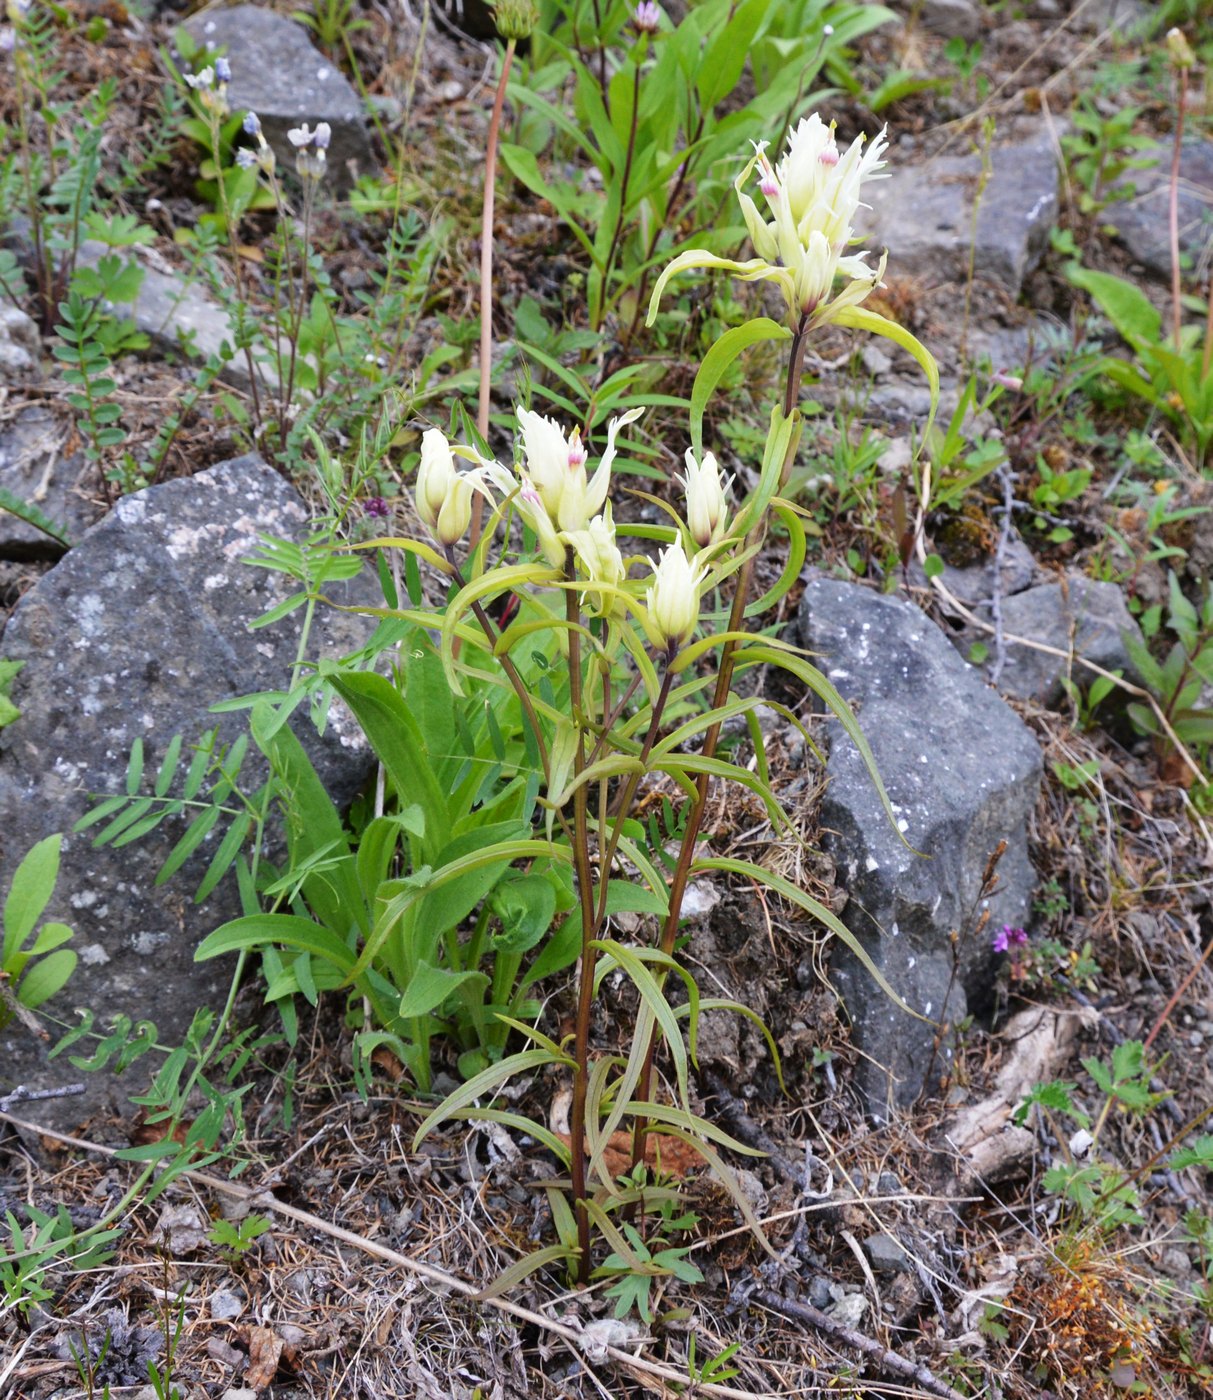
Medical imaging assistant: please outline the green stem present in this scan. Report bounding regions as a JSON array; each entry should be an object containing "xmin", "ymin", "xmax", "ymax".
[
  {"xmin": 598, "ymin": 54, "xmax": 643, "ymax": 330},
  {"xmin": 210, "ymin": 120, "xmax": 265, "ymax": 436},
  {"xmin": 592, "ymin": 660, "xmax": 675, "ymax": 935}
]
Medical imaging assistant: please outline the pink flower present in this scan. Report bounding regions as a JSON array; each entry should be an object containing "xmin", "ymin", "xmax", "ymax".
[{"xmin": 993, "ymin": 925, "xmax": 1028, "ymax": 954}]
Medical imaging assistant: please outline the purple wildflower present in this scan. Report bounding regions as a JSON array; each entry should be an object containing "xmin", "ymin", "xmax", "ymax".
[
  {"xmin": 994, "ymin": 924, "xmax": 1028, "ymax": 954},
  {"xmin": 364, "ymin": 496, "xmax": 391, "ymax": 518}
]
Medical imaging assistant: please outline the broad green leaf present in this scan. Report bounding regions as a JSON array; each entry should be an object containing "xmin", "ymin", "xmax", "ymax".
[
  {"xmin": 195, "ymin": 913, "xmax": 358, "ymax": 973},
  {"xmin": 1067, "ymin": 264, "xmax": 1162, "ymax": 352},
  {"xmin": 690, "ymin": 318, "xmax": 791, "ymax": 457},
  {"xmin": 3, "ymin": 834, "xmax": 62, "ymax": 963},
  {"xmin": 15, "ymin": 948, "xmax": 76, "ymax": 1009},
  {"xmin": 397, "ymin": 961, "xmax": 489, "ymax": 1019}
]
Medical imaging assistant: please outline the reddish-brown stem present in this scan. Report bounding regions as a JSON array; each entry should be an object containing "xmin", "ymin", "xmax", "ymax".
[
  {"xmin": 598, "ymin": 58, "xmax": 643, "ymax": 328},
  {"xmin": 565, "ymin": 561, "xmax": 596, "ymax": 1281},
  {"xmin": 1144, "ymin": 932, "xmax": 1213, "ymax": 1052},
  {"xmin": 471, "ymin": 37, "xmax": 516, "ymax": 549},
  {"xmin": 445, "ymin": 549, "xmax": 551, "ymax": 784},
  {"xmin": 628, "ymin": 317, "xmax": 807, "ymax": 1172},
  {"xmin": 1169, "ymin": 65, "xmax": 1187, "ymax": 350},
  {"xmin": 592, "ymin": 661, "xmax": 676, "ymax": 935}
]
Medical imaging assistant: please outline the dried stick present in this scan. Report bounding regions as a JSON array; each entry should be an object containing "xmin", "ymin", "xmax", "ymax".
[
  {"xmin": 752, "ymin": 1289, "xmax": 969, "ymax": 1400},
  {"xmin": 0, "ymin": 1081, "xmax": 85, "ymax": 1113}
]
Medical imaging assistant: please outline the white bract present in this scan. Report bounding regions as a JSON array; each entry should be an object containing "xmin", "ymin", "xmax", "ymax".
[
  {"xmin": 644, "ymin": 540, "xmax": 705, "ymax": 651},
  {"xmin": 516, "ymin": 407, "xmax": 641, "ymax": 533},
  {"xmin": 565, "ymin": 503, "xmax": 625, "ymax": 617},
  {"xmin": 678, "ymin": 448, "xmax": 732, "ymax": 550}
]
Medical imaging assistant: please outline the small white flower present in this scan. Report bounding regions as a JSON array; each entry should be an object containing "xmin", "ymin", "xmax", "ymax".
[
  {"xmin": 185, "ymin": 66, "xmax": 215, "ymax": 90},
  {"xmin": 313, "ymin": 121, "xmax": 332, "ymax": 150},
  {"xmin": 648, "ymin": 110, "xmax": 890, "ymax": 330},
  {"xmin": 288, "ymin": 123, "xmax": 314, "ymax": 147}
]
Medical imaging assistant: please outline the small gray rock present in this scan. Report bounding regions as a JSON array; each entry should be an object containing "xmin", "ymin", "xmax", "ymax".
[
  {"xmin": 184, "ymin": 6, "xmax": 372, "ymax": 190},
  {"xmin": 0, "ymin": 408, "xmax": 103, "ymax": 559},
  {"xmin": 865, "ymin": 124, "xmax": 1058, "ymax": 296},
  {"xmin": 1110, "ymin": 139, "xmax": 1213, "ymax": 283},
  {"xmin": 863, "ymin": 1232, "xmax": 912, "ymax": 1274},
  {"xmin": 0, "ymin": 304, "xmax": 39, "ymax": 375},
  {"xmin": 209, "ymin": 1287, "xmax": 246, "ymax": 1321},
  {"xmin": 798, "ymin": 578, "xmax": 1042, "ymax": 1117},
  {"xmin": 989, "ymin": 574, "xmax": 1144, "ymax": 705}
]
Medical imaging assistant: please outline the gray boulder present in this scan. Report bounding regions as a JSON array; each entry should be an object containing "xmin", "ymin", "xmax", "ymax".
[
  {"xmin": 987, "ymin": 574, "xmax": 1144, "ymax": 705},
  {"xmin": 1111, "ymin": 139, "xmax": 1213, "ymax": 283},
  {"xmin": 184, "ymin": 6, "xmax": 373, "ymax": 190},
  {"xmin": 798, "ymin": 578, "xmax": 1042, "ymax": 1118},
  {"xmin": 0, "ymin": 456, "xmax": 377, "ymax": 1127},
  {"xmin": 0, "ymin": 408, "xmax": 103, "ymax": 559},
  {"xmin": 865, "ymin": 124, "xmax": 1058, "ymax": 296}
]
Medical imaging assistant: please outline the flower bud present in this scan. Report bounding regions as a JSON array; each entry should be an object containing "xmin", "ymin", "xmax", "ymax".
[
  {"xmin": 434, "ymin": 474, "xmax": 474, "ymax": 546},
  {"xmin": 1166, "ymin": 27, "xmax": 1195, "ymax": 69},
  {"xmin": 415, "ymin": 429, "xmax": 458, "ymax": 532},
  {"xmin": 644, "ymin": 540, "xmax": 704, "ymax": 652},
  {"xmin": 492, "ymin": 0, "xmax": 537, "ymax": 40},
  {"xmin": 679, "ymin": 448, "xmax": 732, "ymax": 549}
]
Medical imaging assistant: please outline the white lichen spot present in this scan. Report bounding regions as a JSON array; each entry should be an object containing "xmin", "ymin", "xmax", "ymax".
[
  {"xmin": 924, "ymin": 1001, "xmax": 933, "ymax": 1016},
  {"xmin": 75, "ymin": 593, "xmax": 105, "ymax": 643},
  {"xmin": 864, "ymin": 855, "xmax": 879, "ymax": 873},
  {"xmin": 54, "ymin": 757, "xmax": 82, "ymax": 783},
  {"xmin": 317, "ymin": 66, "xmax": 331, "ymax": 80},
  {"xmin": 131, "ymin": 930, "xmax": 169, "ymax": 955},
  {"xmin": 80, "ymin": 943, "xmax": 110, "ymax": 966},
  {"xmin": 70, "ymin": 890, "xmax": 100, "ymax": 910},
  {"xmin": 204, "ymin": 572, "xmax": 228, "ymax": 591},
  {"xmin": 896, "ymin": 818, "xmax": 909, "ymax": 833}
]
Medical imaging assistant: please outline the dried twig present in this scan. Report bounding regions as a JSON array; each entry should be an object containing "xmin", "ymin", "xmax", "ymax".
[
  {"xmin": 752, "ymin": 1289, "xmax": 969, "ymax": 1400},
  {"xmin": 0, "ymin": 1081, "xmax": 84, "ymax": 1114}
]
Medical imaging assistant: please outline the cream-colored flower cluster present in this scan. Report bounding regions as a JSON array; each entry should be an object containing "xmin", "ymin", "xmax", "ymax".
[
  {"xmin": 649, "ymin": 111, "xmax": 889, "ymax": 331},
  {"xmin": 414, "ymin": 408, "xmax": 731, "ymax": 653}
]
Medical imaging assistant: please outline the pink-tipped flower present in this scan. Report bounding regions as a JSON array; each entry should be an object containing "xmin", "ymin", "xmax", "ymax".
[
  {"xmin": 647, "ymin": 110, "xmax": 892, "ymax": 333},
  {"xmin": 633, "ymin": 2, "xmax": 662, "ymax": 34}
]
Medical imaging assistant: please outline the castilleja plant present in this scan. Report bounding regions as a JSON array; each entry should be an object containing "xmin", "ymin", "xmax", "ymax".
[{"xmin": 364, "ymin": 113, "xmax": 936, "ymax": 1285}]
